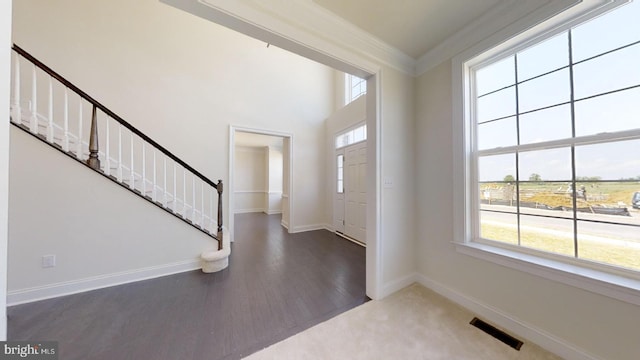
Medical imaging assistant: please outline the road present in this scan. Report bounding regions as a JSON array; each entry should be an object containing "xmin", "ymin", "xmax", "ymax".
[{"xmin": 481, "ymin": 205, "xmax": 640, "ymax": 243}]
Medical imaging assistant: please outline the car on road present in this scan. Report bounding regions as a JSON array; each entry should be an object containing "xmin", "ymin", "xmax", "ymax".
[{"xmin": 633, "ymin": 192, "xmax": 640, "ymax": 209}]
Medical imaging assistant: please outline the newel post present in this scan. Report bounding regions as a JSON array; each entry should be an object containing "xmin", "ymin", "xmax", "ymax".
[
  {"xmin": 86, "ymin": 105, "xmax": 101, "ymax": 170},
  {"xmin": 216, "ymin": 179, "xmax": 224, "ymax": 250}
]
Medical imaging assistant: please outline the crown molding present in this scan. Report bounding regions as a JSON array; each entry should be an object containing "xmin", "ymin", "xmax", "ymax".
[
  {"xmin": 164, "ymin": 0, "xmax": 588, "ymax": 79},
  {"xmin": 163, "ymin": 0, "xmax": 416, "ymax": 76},
  {"xmin": 417, "ymin": 0, "xmax": 560, "ymax": 76},
  {"xmin": 288, "ymin": 0, "xmax": 416, "ymax": 75}
]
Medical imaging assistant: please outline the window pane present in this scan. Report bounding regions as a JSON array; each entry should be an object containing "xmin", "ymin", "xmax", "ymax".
[
  {"xmin": 575, "ymin": 139, "xmax": 640, "ymax": 181},
  {"xmin": 573, "ymin": 43, "xmax": 640, "ymax": 100},
  {"xmin": 519, "ymin": 104, "xmax": 572, "ymax": 145},
  {"xmin": 518, "ymin": 68, "xmax": 570, "ymax": 112},
  {"xmin": 518, "ymin": 182, "xmax": 576, "ymax": 216},
  {"xmin": 480, "ymin": 183, "xmax": 517, "ymax": 209},
  {"xmin": 477, "ymin": 117, "xmax": 516, "ymax": 150},
  {"xmin": 337, "ymin": 180, "xmax": 344, "ymax": 194},
  {"xmin": 476, "ymin": 55, "xmax": 515, "ymax": 96},
  {"xmin": 575, "ymin": 87, "xmax": 640, "ymax": 137},
  {"xmin": 353, "ymin": 125, "xmax": 365, "ymax": 143},
  {"xmin": 338, "ymin": 167, "xmax": 343, "ymax": 180},
  {"xmin": 575, "ymin": 181, "xmax": 638, "ymax": 220},
  {"xmin": 477, "ymin": 87, "xmax": 516, "ymax": 122},
  {"xmin": 478, "ymin": 154, "xmax": 516, "ymax": 182},
  {"xmin": 572, "ymin": 1, "xmax": 640, "ymax": 62},
  {"xmin": 519, "ymin": 147, "xmax": 572, "ymax": 182},
  {"xmin": 520, "ymin": 215, "xmax": 574, "ymax": 256},
  {"xmin": 517, "ymin": 32, "xmax": 569, "ymax": 81},
  {"xmin": 480, "ymin": 211, "xmax": 518, "ymax": 245},
  {"xmin": 577, "ymin": 221, "xmax": 640, "ymax": 271}
]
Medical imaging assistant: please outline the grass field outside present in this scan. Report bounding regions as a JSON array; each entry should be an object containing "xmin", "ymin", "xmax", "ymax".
[
  {"xmin": 480, "ymin": 181, "xmax": 640, "ymax": 209},
  {"xmin": 481, "ymin": 222, "xmax": 640, "ymax": 271}
]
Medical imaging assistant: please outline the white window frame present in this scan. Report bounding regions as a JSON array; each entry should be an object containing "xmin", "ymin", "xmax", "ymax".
[
  {"xmin": 345, "ymin": 74, "xmax": 366, "ymax": 105},
  {"xmin": 335, "ymin": 122, "xmax": 367, "ymax": 149},
  {"xmin": 452, "ymin": 0, "xmax": 640, "ymax": 306}
]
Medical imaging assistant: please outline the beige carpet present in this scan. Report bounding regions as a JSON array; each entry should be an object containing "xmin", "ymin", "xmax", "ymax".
[{"xmin": 243, "ymin": 284, "xmax": 561, "ymax": 360}]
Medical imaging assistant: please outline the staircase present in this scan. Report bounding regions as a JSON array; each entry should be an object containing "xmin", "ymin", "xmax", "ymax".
[{"xmin": 9, "ymin": 44, "xmax": 224, "ymax": 251}]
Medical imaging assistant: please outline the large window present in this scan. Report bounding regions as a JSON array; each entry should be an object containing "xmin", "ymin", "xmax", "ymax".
[
  {"xmin": 463, "ymin": 1, "xmax": 640, "ymax": 277},
  {"xmin": 345, "ymin": 74, "xmax": 366, "ymax": 105}
]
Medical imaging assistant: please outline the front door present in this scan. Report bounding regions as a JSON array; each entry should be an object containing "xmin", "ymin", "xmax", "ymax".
[{"xmin": 344, "ymin": 141, "xmax": 366, "ymax": 243}]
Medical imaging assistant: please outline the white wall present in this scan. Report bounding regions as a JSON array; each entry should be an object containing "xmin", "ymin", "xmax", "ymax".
[
  {"xmin": 12, "ymin": 0, "xmax": 333, "ymax": 237},
  {"xmin": 8, "ymin": 128, "xmax": 215, "ymax": 303},
  {"xmin": 0, "ymin": 0, "xmax": 12, "ymax": 340},
  {"xmin": 234, "ymin": 146, "xmax": 267, "ymax": 213},
  {"xmin": 266, "ymin": 146, "xmax": 283, "ymax": 214},
  {"xmin": 324, "ymin": 95, "xmax": 366, "ymax": 229},
  {"xmin": 378, "ymin": 67, "xmax": 416, "ymax": 294},
  {"xmin": 416, "ymin": 61, "xmax": 640, "ymax": 360}
]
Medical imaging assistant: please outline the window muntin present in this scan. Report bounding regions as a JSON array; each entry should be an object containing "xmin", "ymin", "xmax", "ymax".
[
  {"xmin": 337, "ymin": 155, "xmax": 344, "ymax": 194},
  {"xmin": 335, "ymin": 124, "xmax": 367, "ymax": 149},
  {"xmin": 345, "ymin": 74, "xmax": 367, "ymax": 105},
  {"xmin": 470, "ymin": 1, "xmax": 640, "ymax": 273}
]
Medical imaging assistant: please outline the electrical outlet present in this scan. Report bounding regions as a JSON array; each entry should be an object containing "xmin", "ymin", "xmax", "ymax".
[{"xmin": 42, "ymin": 255, "xmax": 56, "ymax": 268}]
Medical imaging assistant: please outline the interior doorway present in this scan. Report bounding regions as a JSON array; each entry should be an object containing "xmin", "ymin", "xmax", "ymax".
[{"xmin": 229, "ymin": 127, "xmax": 292, "ymax": 242}]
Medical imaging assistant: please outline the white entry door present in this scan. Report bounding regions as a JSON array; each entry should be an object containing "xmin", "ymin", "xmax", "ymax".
[{"xmin": 344, "ymin": 142, "xmax": 367, "ymax": 243}]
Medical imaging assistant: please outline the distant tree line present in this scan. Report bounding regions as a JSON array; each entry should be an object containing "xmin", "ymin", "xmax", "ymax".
[{"xmin": 501, "ymin": 174, "xmax": 640, "ymax": 182}]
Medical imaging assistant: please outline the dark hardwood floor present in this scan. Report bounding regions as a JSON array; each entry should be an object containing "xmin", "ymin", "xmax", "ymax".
[{"xmin": 7, "ymin": 213, "xmax": 367, "ymax": 360}]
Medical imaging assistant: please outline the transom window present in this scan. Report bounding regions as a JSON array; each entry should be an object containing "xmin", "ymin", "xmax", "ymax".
[
  {"xmin": 335, "ymin": 123, "xmax": 366, "ymax": 149},
  {"xmin": 345, "ymin": 74, "xmax": 366, "ymax": 105},
  {"xmin": 468, "ymin": 1, "xmax": 640, "ymax": 274}
]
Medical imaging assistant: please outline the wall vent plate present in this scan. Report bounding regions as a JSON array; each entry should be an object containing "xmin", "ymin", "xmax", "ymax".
[{"xmin": 470, "ymin": 317, "xmax": 523, "ymax": 350}]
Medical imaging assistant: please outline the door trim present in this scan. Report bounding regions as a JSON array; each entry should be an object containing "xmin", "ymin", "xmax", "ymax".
[{"xmin": 229, "ymin": 126, "xmax": 293, "ymax": 241}]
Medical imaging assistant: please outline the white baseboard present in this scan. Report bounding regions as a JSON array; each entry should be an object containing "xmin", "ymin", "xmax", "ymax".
[
  {"xmin": 264, "ymin": 210, "xmax": 282, "ymax": 215},
  {"xmin": 281, "ymin": 220, "xmax": 289, "ymax": 229},
  {"xmin": 381, "ymin": 273, "xmax": 418, "ymax": 299},
  {"xmin": 414, "ymin": 273, "xmax": 600, "ymax": 360},
  {"xmin": 290, "ymin": 224, "xmax": 328, "ymax": 233},
  {"xmin": 234, "ymin": 208, "xmax": 265, "ymax": 214},
  {"xmin": 7, "ymin": 260, "xmax": 201, "ymax": 306},
  {"xmin": 323, "ymin": 224, "xmax": 335, "ymax": 232}
]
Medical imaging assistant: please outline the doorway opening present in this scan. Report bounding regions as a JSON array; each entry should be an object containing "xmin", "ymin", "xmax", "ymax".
[{"xmin": 229, "ymin": 127, "xmax": 292, "ymax": 242}]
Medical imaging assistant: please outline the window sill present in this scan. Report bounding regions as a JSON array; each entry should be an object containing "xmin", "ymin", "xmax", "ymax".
[{"xmin": 455, "ymin": 242, "xmax": 640, "ymax": 306}]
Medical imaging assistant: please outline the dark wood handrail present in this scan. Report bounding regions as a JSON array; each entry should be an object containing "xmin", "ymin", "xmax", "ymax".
[{"xmin": 12, "ymin": 44, "xmax": 219, "ymax": 190}]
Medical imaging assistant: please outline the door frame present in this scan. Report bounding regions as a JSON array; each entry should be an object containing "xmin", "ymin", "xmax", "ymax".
[{"xmin": 228, "ymin": 126, "xmax": 293, "ymax": 242}]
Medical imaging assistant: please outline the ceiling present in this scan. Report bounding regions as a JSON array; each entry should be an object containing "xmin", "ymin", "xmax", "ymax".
[
  {"xmin": 313, "ymin": 0, "xmax": 503, "ymax": 59},
  {"xmin": 235, "ymin": 132, "xmax": 284, "ymax": 149}
]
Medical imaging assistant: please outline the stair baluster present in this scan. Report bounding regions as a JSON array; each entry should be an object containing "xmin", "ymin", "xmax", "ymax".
[
  {"xmin": 11, "ymin": 52, "xmax": 21, "ymax": 124},
  {"xmin": 76, "ymin": 101, "xmax": 83, "ymax": 160},
  {"xmin": 86, "ymin": 105, "xmax": 100, "ymax": 170},
  {"xmin": 217, "ymin": 179, "xmax": 223, "ymax": 249},
  {"xmin": 29, "ymin": 64, "xmax": 37, "ymax": 134},
  {"xmin": 47, "ymin": 77, "xmax": 53, "ymax": 142},
  {"xmin": 10, "ymin": 44, "xmax": 224, "ymax": 250}
]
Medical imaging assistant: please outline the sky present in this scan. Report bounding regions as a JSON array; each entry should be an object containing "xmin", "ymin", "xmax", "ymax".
[{"xmin": 475, "ymin": 1, "xmax": 640, "ymax": 182}]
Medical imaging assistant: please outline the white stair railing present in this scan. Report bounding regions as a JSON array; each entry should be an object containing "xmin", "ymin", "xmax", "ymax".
[{"xmin": 9, "ymin": 44, "xmax": 224, "ymax": 249}]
